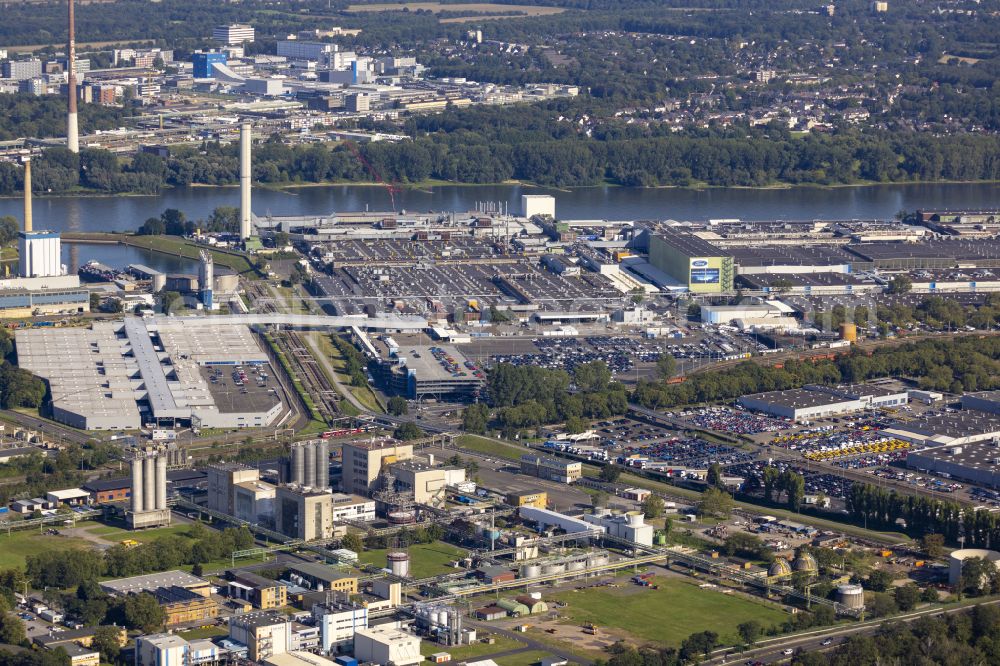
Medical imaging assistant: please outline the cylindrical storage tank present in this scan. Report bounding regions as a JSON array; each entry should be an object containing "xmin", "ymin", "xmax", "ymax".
[
  {"xmin": 388, "ymin": 551, "xmax": 410, "ymax": 578},
  {"xmin": 839, "ymin": 323, "xmax": 858, "ymax": 343},
  {"xmin": 483, "ymin": 529, "xmax": 502, "ymax": 542},
  {"xmin": 836, "ymin": 584, "xmax": 865, "ymax": 610},
  {"xmin": 567, "ymin": 559, "xmax": 586, "ymax": 572},
  {"xmin": 653, "ymin": 532, "xmax": 667, "ymax": 546},
  {"xmin": 130, "ymin": 458, "xmax": 144, "ymax": 513},
  {"xmin": 626, "ymin": 512, "xmax": 644, "ymax": 527},
  {"xmin": 948, "ymin": 549, "xmax": 1000, "ymax": 587},
  {"xmin": 520, "ymin": 564, "xmax": 542, "ymax": 578},
  {"xmin": 214, "ymin": 272, "xmax": 239, "ymax": 294},
  {"xmin": 542, "ymin": 563, "xmax": 566, "ymax": 575},
  {"xmin": 388, "ymin": 510, "xmax": 416, "ymax": 525},
  {"xmin": 143, "ymin": 456, "xmax": 156, "ymax": 512},
  {"xmin": 303, "ymin": 442, "xmax": 316, "ymax": 490},
  {"xmin": 155, "ymin": 453, "xmax": 167, "ymax": 510},
  {"xmin": 292, "ymin": 444, "xmax": 305, "ymax": 485},
  {"xmin": 315, "ymin": 440, "xmax": 328, "ymax": 489},
  {"xmin": 151, "ymin": 273, "xmax": 166, "ymax": 293}
]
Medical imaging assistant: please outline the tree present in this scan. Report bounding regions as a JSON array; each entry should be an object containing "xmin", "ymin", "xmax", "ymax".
[
  {"xmin": 888, "ymin": 275, "xmax": 912, "ymax": 294},
  {"xmin": 89, "ymin": 292, "xmax": 101, "ymax": 311},
  {"xmin": 0, "ymin": 216, "xmax": 18, "ymax": 247},
  {"xmin": 921, "ymin": 533, "xmax": 946, "ymax": 558},
  {"xmin": 393, "ymin": 422, "xmax": 424, "ymax": 440},
  {"xmin": 387, "ymin": 396, "xmax": 408, "ymax": 416},
  {"xmin": 565, "ymin": 416, "xmax": 590, "ymax": 434},
  {"xmin": 642, "ymin": 494, "xmax": 665, "ymax": 519},
  {"xmin": 698, "ymin": 487, "xmax": 734, "ymax": 518},
  {"xmin": 574, "ymin": 361, "xmax": 611, "ymax": 392},
  {"xmin": 868, "ymin": 592, "xmax": 898, "ymax": 618},
  {"xmin": 866, "ymin": 569, "xmax": 895, "ymax": 592},
  {"xmin": 655, "ymin": 354, "xmax": 677, "ymax": 379},
  {"xmin": 737, "ymin": 619, "xmax": 762, "ymax": 647},
  {"xmin": 123, "ymin": 593, "xmax": 165, "ymax": 632},
  {"xmin": 680, "ymin": 630, "xmax": 718, "ymax": 661},
  {"xmin": 191, "ymin": 562, "xmax": 204, "ymax": 576},
  {"xmin": 342, "ymin": 532, "xmax": 364, "ymax": 554},
  {"xmin": 706, "ymin": 462, "xmax": 723, "ymax": 489},
  {"xmin": 894, "ymin": 584, "xmax": 921, "ymax": 611},
  {"xmin": 592, "ymin": 490, "xmax": 610, "ymax": 509},
  {"xmin": 599, "ymin": 464, "xmax": 622, "ymax": 483},
  {"xmin": 0, "ymin": 612, "xmax": 26, "ymax": 646},
  {"xmin": 461, "ymin": 403, "xmax": 489, "ymax": 434},
  {"xmin": 91, "ymin": 625, "xmax": 123, "ymax": 663}
]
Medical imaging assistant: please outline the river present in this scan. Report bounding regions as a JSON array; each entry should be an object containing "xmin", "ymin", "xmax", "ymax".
[{"xmin": 0, "ymin": 181, "xmax": 992, "ymax": 270}]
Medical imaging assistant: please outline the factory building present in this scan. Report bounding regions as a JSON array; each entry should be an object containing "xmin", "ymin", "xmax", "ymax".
[
  {"xmin": 227, "ymin": 572, "xmax": 288, "ymax": 610},
  {"xmin": 521, "ymin": 195, "xmax": 555, "ymax": 219},
  {"xmin": 330, "ymin": 493, "xmax": 376, "ymax": 522},
  {"xmin": 519, "ymin": 454, "xmax": 582, "ymax": 483},
  {"xmin": 648, "ymin": 229, "xmax": 734, "ymax": 293},
  {"xmin": 199, "ymin": 250, "xmax": 215, "ymax": 309},
  {"xmin": 885, "ymin": 410, "xmax": 1000, "ymax": 448},
  {"xmin": 16, "ymin": 317, "xmax": 284, "ymax": 430},
  {"xmin": 229, "ymin": 612, "xmax": 292, "ymax": 663},
  {"xmin": 907, "ymin": 442, "xmax": 1000, "ymax": 489},
  {"xmin": 375, "ymin": 345, "xmax": 485, "ymax": 401},
  {"xmin": 353, "ymin": 627, "xmax": 422, "ymax": 666},
  {"xmin": 738, "ymin": 388, "xmax": 866, "ymax": 422},
  {"xmin": 311, "ymin": 599, "xmax": 369, "ymax": 652},
  {"xmin": 341, "ymin": 440, "xmax": 413, "ymax": 496},
  {"xmin": 235, "ymin": 479, "xmax": 276, "ymax": 523},
  {"xmin": 128, "ymin": 446, "xmax": 171, "ymax": 529},
  {"xmin": 583, "ymin": 509, "xmax": 654, "ymax": 547},
  {"xmin": 961, "ymin": 391, "xmax": 1000, "ymax": 415},
  {"xmin": 207, "ymin": 464, "xmax": 261, "ymax": 516},
  {"xmin": 136, "ymin": 634, "xmax": 225, "ymax": 666},
  {"xmin": 275, "ymin": 485, "xmax": 334, "ymax": 540},
  {"xmin": 519, "ymin": 506, "xmax": 602, "ymax": 535},
  {"xmin": 285, "ymin": 563, "xmax": 358, "ymax": 595},
  {"xmin": 390, "ymin": 461, "xmax": 465, "ymax": 507}
]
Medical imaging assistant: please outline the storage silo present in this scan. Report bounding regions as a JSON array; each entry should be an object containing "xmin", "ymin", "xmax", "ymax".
[
  {"xmin": 388, "ymin": 551, "xmax": 411, "ymax": 578},
  {"xmin": 314, "ymin": 440, "xmax": 329, "ymax": 489},
  {"xmin": 520, "ymin": 564, "xmax": 542, "ymax": 579},
  {"xmin": 291, "ymin": 442, "xmax": 306, "ymax": 485},
  {"xmin": 303, "ymin": 441, "xmax": 316, "ymax": 490},
  {"xmin": 836, "ymin": 584, "xmax": 865, "ymax": 610}
]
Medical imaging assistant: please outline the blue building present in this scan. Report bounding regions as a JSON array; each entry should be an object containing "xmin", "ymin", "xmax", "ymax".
[{"xmin": 192, "ymin": 52, "xmax": 227, "ymax": 79}]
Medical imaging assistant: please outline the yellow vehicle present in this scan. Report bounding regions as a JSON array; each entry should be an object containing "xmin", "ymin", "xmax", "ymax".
[{"xmin": 120, "ymin": 539, "xmax": 140, "ymax": 549}]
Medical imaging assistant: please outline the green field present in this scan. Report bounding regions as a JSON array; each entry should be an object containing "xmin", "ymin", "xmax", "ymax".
[
  {"xmin": 421, "ymin": 635, "xmax": 525, "ymax": 660},
  {"xmin": 456, "ymin": 434, "xmax": 530, "ymax": 461},
  {"xmin": 358, "ymin": 542, "xmax": 468, "ymax": 579},
  {"xmin": 0, "ymin": 530, "xmax": 93, "ymax": 570},
  {"xmin": 495, "ymin": 650, "xmax": 558, "ymax": 666},
  {"xmin": 85, "ymin": 522, "xmax": 201, "ymax": 544},
  {"xmin": 177, "ymin": 626, "xmax": 228, "ymax": 640},
  {"xmin": 550, "ymin": 576, "xmax": 788, "ymax": 647}
]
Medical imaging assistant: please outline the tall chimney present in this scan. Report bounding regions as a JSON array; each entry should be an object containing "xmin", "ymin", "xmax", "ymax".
[
  {"xmin": 22, "ymin": 159, "xmax": 32, "ymax": 233},
  {"xmin": 66, "ymin": 0, "xmax": 79, "ymax": 154},
  {"xmin": 239, "ymin": 122, "xmax": 251, "ymax": 239}
]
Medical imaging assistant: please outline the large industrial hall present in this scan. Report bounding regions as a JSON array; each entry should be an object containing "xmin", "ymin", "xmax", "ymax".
[{"xmin": 16, "ymin": 316, "xmax": 286, "ymax": 430}]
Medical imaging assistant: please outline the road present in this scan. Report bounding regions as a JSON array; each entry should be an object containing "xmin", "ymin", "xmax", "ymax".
[
  {"xmin": 706, "ymin": 596, "xmax": 1000, "ymax": 664},
  {"xmin": 467, "ymin": 619, "xmax": 592, "ymax": 666}
]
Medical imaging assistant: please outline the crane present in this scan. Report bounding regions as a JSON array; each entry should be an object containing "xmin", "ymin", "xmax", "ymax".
[{"xmin": 344, "ymin": 140, "xmax": 400, "ymax": 213}]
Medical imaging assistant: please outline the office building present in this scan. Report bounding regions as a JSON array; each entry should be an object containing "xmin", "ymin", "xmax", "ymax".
[
  {"xmin": 277, "ymin": 41, "xmax": 336, "ymax": 61},
  {"xmin": 136, "ymin": 634, "xmax": 224, "ymax": 666},
  {"xmin": 353, "ymin": 627, "xmax": 422, "ymax": 666},
  {"xmin": 275, "ymin": 485, "xmax": 334, "ymax": 540},
  {"xmin": 213, "ymin": 24, "xmax": 255, "ymax": 45},
  {"xmin": 2, "ymin": 59, "xmax": 42, "ymax": 81},
  {"xmin": 519, "ymin": 454, "xmax": 582, "ymax": 483},
  {"xmin": 330, "ymin": 493, "xmax": 376, "ymax": 522},
  {"xmin": 229, "ymin": 612, "xmax": 292, "ymax": 662},
  {"xmin": 648, "ymin": 229, "xmax": 735, "ymax": 293},
  {"xmin": 312, "ymin": 599, "xmax": 369, "ymax": 652},
  {"xmin": 345, "ymin": 93, "xmax": 370, "ymax": 112},
  {"xmin": 192, "ymin": 52, "xmax": 227, "ymax": 78},
  {"xmin": 341, "ymin": 440, "xmax": 413, "ymax": 496}
]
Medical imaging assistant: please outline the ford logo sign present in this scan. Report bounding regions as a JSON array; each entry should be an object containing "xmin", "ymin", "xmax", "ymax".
[{"xmin": 692, "ymin": 260, "xmax": 708, "ymax": 267}]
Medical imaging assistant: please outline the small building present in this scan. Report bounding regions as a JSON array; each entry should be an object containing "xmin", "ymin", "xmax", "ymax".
[
  {"xmin": 519, "ymin": 454, "xmax": 582, "ymax": 483},
  {"xmin": 506, "ymin": 491, "xmax": 547, "ymax": 509},
  {"xmin": 621, "ymin": 488, "xmax": 650, "ymax": 502},
  {"xmin": 45, "ymin": 488, "xmax": 91, "ymax": 506},
  {"xmin": 496, "ymin": 599, "xmax": 530, "ymax": 617},
  {"xmin": 476, "ymin": 566, "xmax": 516, "ymax": 585},
  {"xmin": 83, "ymin": 477, "xmax": 131, "ymax": 504},
  {"xmin": 286, "ymin": 563, "xmax": 358, "ymax": 595},
  {"xmin": 227, "ymin": 571, "xmax": 288, "ymax": 610},
  {"xmin": 514, "ymin": 596, "xmax": 548, "ymax": 614},
  {"xmin": 429, "ymin": 652, "xmax": 451, "ymax": 663},
  {"xmin": 475, "ymin": 605, "xmax": 507, "ymax": 621}
]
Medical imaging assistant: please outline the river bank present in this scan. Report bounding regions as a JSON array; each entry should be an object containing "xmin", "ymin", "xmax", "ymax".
[{"xmin": 64, "ymin": 233, "xmax": 258, "ymax": 276}]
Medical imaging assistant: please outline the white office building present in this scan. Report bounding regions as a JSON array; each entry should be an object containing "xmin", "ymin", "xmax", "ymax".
[
  {"xmin": 214, "ymin": 24, "xmax": 255, "ymax": 45},
  {"xmin": 277, "ymin": 41, "xmax": 336, "ymax": 61},
  {"xmin": 312, "ymin": 601, "xmax": 369, "ymax": 653},
  {"xmin": 353, "ymin": 627, "xmax": 422, "ymax": 666}
]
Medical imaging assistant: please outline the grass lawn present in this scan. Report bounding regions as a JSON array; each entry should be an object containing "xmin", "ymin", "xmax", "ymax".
[
  {"xmin": 85, "ymin": 523, "xmax": 201, "ymax": 544},
  {"xmin": 124, "ymin": 235, "xmax": 257, "ymax": 275},
  {"xmin": 316, "ymin": 334, "xmax": 383, "ymax": 413},
  {"xmin": 177, "ymin": 626, "xmax": 228, "ymax": 640},
  {"xmin": 495, "ymin": 650, "xmax": 558, "ymax": 666},
  {"xmin": 358, "ymin": 542, "xmax": 467, "ymax": 579},
  {"xmin": 550, "ymin": 576, "xmax": 787, "ymax": 648},
  {"xmin": 0, "ymin": 531, "xmax": 94, "ymax": 569},
  {"xmin": 456, "ymin": 435, "xmax": 530, "ymax": 461},
  {"xmin": 421, "ymin": 635, "xmax": 524, "ymax": 660}
]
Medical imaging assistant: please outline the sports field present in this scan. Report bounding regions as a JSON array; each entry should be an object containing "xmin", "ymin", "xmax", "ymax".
[
  {"xmin": 549, "ymin": 576, "xmax": 788, "ymax": 647},
  {"xmin": 358, "ymin": 541, "xmax": 467, "ymax": 579}
]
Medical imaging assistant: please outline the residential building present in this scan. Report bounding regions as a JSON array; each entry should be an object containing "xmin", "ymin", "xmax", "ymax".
[{"xmin": 2, "ymin": 59, "xmax": 42, "ymax": 81}]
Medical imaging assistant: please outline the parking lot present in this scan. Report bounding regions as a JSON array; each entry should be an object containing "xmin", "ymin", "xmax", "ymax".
[
  {"xmin": 671, "ymin": 406, "xmax": 793, "ymax": 435},
  {"xmin": 202, "ymin": 363, "xmax": 282, "ymax": 415}
]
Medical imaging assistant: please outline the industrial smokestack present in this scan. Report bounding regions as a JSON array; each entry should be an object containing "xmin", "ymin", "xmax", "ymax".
[
  {"xmin": 239, "ymin": 122, "xmax": 251, "ymax": 239},
  {"xmin": 22, "ymin": 159, "xmax": 32, "ymax": 233},
  {"xmin": 66, "ymin": 0, "xmax": 79, "ymax": 154}
]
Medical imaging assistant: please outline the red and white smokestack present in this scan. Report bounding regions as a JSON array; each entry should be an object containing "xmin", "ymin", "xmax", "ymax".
[{"xmin": 67, "ymin": 0, "xmax": 79, "ymax": 154}]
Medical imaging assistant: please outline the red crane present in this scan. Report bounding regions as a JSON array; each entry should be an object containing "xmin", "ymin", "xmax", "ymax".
[{"xmin": 344, "ymin": 140, "xmax": 400, "ymax": 212}]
